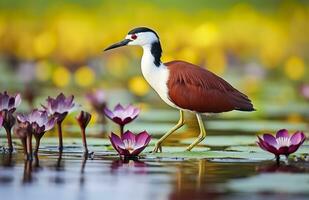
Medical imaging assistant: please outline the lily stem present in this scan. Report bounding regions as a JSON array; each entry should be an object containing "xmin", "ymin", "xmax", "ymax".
[
  {"xmin": 81, "ymin": 128, "xmax": 88, "ymax": 153},
  {"xmin": 57, "ymin": 122, "xmax": 63, "ymax": 151},
  {"xmin": 26, "ymin": 133, "xmax": 33, "ymax": 161},
  {"xmin": 34, "ymin": 138, "xmax": 41, "ymax": 155},
  {"xmin": 276, "ymin": 155, "xmax": 280, "ymax": 166},
  {"xmin": 5, "ymin": 128, "xmax": 13, "ymax": 152},
  {"xmin": 120, "ymin": 125, "xmax": 124, "ymax": 136},
  {"xmin": 21, "ymin": 138, "xmax": 27, "ymax": 160}
]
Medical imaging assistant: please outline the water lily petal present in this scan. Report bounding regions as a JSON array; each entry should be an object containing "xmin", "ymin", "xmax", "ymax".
[
  {"xmin": 276, "ymin": 129, "xmax": 289, "ymax": 138},
  {"xmin": 288, "ymin": 144, "xmax": 301, "ymax": 154},
  {"xmin": 131, "ymin": 145, "xmax": 148, "ymax": 156},
  {"xmin": 277, "ymin": 146, "xmax": 289, "ymax": 155},
  {"xmin": 135, "ymin": 131, "xmax": 151, "ymax": 148},
  {"xmin": 259, "ymin": 136, "xmax": 279, "ymax": 155},
  {"xmin": 290, "ymin": 131, "xmax": 305, "ymax": 145},
  {"xmin": 14, "ymin": 93, "xmax": 22, "ymax": 107},
  {"xmin": 257, "ymin": 136, "xmax": 267, "ymax": 151},
  {"xmin": 110, "ymin": 133, "xmax": 125, "ymax": 149},
  {"xmin": 263, "ymin": 134, "xmax": 277, "ymax": 147},
  {"xmin": 104, "ymin": 108, "xmax": 115, "ymax": 119},
  {"xmin": 114, "ymin": 103, "xmax": 125, "ymax": 112},
  {"xmin": 121, "ymin": 131, "xmax": 136, "ymax": 144}
]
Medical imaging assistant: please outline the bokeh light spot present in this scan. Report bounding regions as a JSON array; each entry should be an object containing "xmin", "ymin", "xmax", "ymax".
[
  {"xmin": 52, "ymin": 66, "xmax": 71, "ymax": 88},
  {"xmin": 284, "ymin": 56, "xmax": 305, "ymax": 80},
  {"xmin": 35, "ymin": 60, "xmax": 52, "ymax": 81},
  {"xmin": 74, "ymin": 66, "xmax": 95, "ymax": 87},
  {"xmin": 128, "ymin": 76, "xmax": 150, "ymax": 96}
]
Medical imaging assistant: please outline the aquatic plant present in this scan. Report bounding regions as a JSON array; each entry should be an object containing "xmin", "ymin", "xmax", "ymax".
[
  {"xmin": 104, "ymin": 104, "xmax": 140, "ymax": 135},
  {"xmin": 257, "ymin": 129, "xmax": 306, "ymax": 164},
  {"xmin": 299, "ymin": 84, "xmax": 309, "ymax": 100},
  {"xmin": 0, "ymin": 91, "xmax": 21, "ymax": 152},
  {"xmin": 17, "ymin": 109, "xmax": 56, "ymax": 158},
  {"xmin": 76, "ymin": 111, "xmax": 92, "ymax": 153},
  {"xmin": 42, "ymin": 93, "xmax": 76, "ymax": 150},
  {"xmin": 86, "ymin": 90, "xmax": 107, "ymax": 117},
  {"xmin": 14, "ymin": 121, "xmax": 31, "ymax": 159},
  {"xmin": 109, "ymin": 130, "xmax": 151, "ymax": 157}
]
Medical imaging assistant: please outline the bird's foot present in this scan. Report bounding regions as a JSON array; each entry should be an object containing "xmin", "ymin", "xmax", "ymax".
[{"xmin": 152, "ymin": 143, "xmax": 162, "ymax": 153}]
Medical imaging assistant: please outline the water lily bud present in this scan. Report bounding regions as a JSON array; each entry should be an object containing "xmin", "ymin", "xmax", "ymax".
[{"xmin": 76, "ymin": 111, "xmax": 91, "ymax": 130}]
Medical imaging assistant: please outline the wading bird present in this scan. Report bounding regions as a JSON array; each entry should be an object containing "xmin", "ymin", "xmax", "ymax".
[{"xmin": 104, "ymin": 27, "xmax": 255, "ymax": 153}]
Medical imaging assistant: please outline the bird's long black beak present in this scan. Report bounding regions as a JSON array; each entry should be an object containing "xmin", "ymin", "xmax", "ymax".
[{"xmin": 104, "ymin": 39, "xmax": 131, "ymax": 51}]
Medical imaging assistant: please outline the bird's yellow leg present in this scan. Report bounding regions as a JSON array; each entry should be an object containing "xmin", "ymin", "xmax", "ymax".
[
  {"xmin": 152, "ymin": 110, "xmax": 185, "ymax": 153},
  {"xmin": 186, "ymin": 113, "xmax": 207, "ymax": 151}
]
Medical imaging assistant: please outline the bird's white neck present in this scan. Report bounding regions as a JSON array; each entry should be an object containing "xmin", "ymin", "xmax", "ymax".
[
  {"xmin": 140, "ymin": 43, "xmax": 178, "ymax": 109},
  {"xmin": 141, "ymin": 44, "xmax": 160, "ymax": 68}
]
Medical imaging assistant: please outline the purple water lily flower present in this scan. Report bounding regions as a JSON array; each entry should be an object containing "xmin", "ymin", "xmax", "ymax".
[
  {"xmin": 300, "ymin": 84, "xmax": 309, "ymax": 100},
  {"xmin": 42, "ymin": 93, "xmax": 76, "ymax": 121},
  {"xmin": 86, "ymin": 90, "xmax": 106, "ymax": 113},
  {"xmin": 0, "ymin": 91, "xmax": 21, "ymax": 152},
  {"xmin": 17, "ymin": 109, "xmax": 56, "ymax": 157},
  {"xmin": 104, "ymin": 104, "xmax": 140, "ymax": 134},
  {"xmin": 257, "ymin": 129, "xmax": 306, "ymax": 164},
  {"xmin": 109, "ymin": 130, "xmax": 151, "ymax": 157},
  {"xmin": 42, "ymin": 93, "xmax": 76, "ymax": 150},
  {"xmin": 0, "ymin": 91, "xmax": 21, "ymax": 112}
]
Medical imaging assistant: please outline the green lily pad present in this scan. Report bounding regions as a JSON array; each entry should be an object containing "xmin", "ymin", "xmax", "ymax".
[
  {"xmin": 144, "ymin": 146, "xmax": 209, "ymax": 153},
  {"xmin": 226, "ymin": 173, "xmax": 309, "ymax": 194},
  {"xmin": 226, "ymin": 144, "xmax": 309, "ymax": 154},
  {"xmin": 140, "ymin": 109, "xmax": 179, "ymax": 122},
  {"xmin": 64, "ymin": 124, "xmax": 105, "ymax": 134},
  {"xmin": 206, "ymin": 120, "xmax": 307, "ymax": 132},
  {"xmin": 126, "ymin": 122, "xmax": 186, "ymax": 135},
  {"xmin": 181, "ymin": 135, "xmax": 257, "ymax": 146},
  {"xmin": 37, "ymin": 137, "xmax": 158, "ymax": 147},
  {"xmin": 144, "ymin": 149, "xmax": 274, "ymax": 161}
]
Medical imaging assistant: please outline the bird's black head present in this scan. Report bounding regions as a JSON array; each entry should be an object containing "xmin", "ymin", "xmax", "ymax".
[
  {"xmin": 104, "ymin": 26, "xmax": 162, "ymax": 66},
  {"xmin": 104, "ymin": 27, "xmax": 160, "ymax": 51}
]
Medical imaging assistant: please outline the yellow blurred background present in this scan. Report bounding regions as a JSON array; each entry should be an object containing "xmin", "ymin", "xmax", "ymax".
[{"xmin": 0, "ymin": 0, "xmax": 308, "ymax": 123}]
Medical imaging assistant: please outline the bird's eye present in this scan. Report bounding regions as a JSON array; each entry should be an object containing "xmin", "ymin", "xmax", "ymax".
[{"xmin": 131, "ymin": 34, "xmax": 137, "ymax": 40}]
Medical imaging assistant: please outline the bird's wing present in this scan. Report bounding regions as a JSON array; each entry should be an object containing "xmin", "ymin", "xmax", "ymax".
[{"xmin": 165, "ymin": 60, "xmax": 254, "ymax": 113}]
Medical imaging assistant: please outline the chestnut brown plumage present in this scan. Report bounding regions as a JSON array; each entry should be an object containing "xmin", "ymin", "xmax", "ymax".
[{"xmin": 166, "ymin": 61, "xmax": 254, "ymax": 113}]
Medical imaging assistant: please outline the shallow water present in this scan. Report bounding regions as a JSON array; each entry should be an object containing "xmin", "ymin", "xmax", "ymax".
[
  {"xmin": 0, "ymin": 108, "xmax": 309, "ymax": 200},
  {"xmin": 0, "ymin": 147, "xmax": 309, "ymax": 200}
]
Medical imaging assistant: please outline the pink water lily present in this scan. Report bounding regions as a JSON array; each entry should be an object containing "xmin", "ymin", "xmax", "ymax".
[
  {"xmin": 0, "ymin": 91, "xmax": 21, "ymax": 112},
  {"xmin": 17, "ymin": 109, "xmax": 56, "ymax": 156},
  {"xmin": 104, "ymin": 104, "xmax": 140, "ymax": 126},
  {"xmin": 109, "ymin": 130, "xmax": 151, "ymax": 157},
  {"xmin": 17, "ymin": 109, "xmax": 55, "ymax": 136},
  {"xmin": 41, "ymin": 93, "xmax": 76, "ymax": 151},
  {"xmin": 86, "ymin": 90, "xmax": 106, "ymax": 113},
  {"xmin": 257, "ymin": 129, "xmax": 306, "ymax": 163},
  {"xmin": 42, "ymin": 93, "xmax": 76, "ymax": 120},
  {"xmin": 0, "ymin": 91, "xmax": 21, "ymax": 152}
]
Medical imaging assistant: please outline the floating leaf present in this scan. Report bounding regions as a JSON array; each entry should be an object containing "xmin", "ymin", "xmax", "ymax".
[
  {"xmin": 144, "ymin": 149, "xmax": 274, "ymax": 161},
  {"xmin": 181, "ymin": 135, "xmax": 256, "ymax": 146},
  {"xmin": 206, "ymin": 120, "xmax": 307, "ymax": 132}
]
